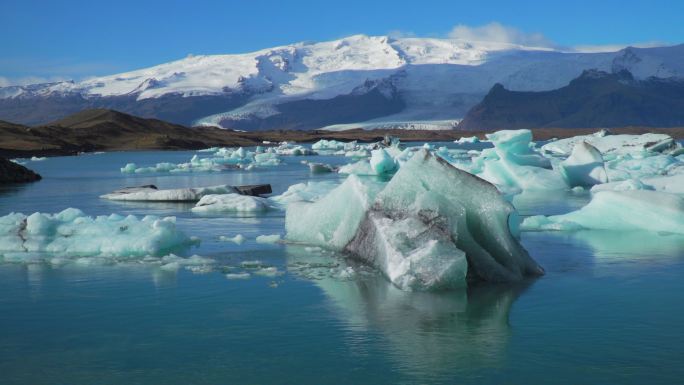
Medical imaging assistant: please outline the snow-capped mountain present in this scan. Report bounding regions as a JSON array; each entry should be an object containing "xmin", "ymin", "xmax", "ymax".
[{"xmin": 1, "ymin": 35, "xmax": 683, "ymax": 130}]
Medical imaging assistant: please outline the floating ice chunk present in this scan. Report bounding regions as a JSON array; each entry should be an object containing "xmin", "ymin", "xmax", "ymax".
[
  {"xmin": 345, "ymin": 150, "xmax": 543, "ymax": 290},
  {"xmin": 369, "ymin": 149, "xmax": 397, "ymax": 175},
  {"xmin": 591, "ymin": 173, "xmax": 684, "ymax": 194},
  {"xmin": 308, "ymin": 162, "xmax": 334, "ymax": 173},
  {"xmin": 455, "ymin": 136, "xmax": 480, "ymax": 144},
  {"xmin": 101, "ymin": 184, "xmax": 238, "ymax": 201},
  {"xmin": 542, "ymin": 132, "xmax": 675, "ymax": 156},
  {"xmin": 469, "ymin": 130, "xmax": 566, "ymax": 191},
  {"xmin": 219, "ymin": 234, "xmax": 245, "ymax": 244},
  {"xmin": 269, "ymin": 181, "xmax": 339, "ymax": 206},
  {"xmin": 121, "ymin": 148, "xmax": 282, "ymax": 174},
  {"xmin": 486, "ymin": 130, "xmax": 551, "ymax": 168},
  {"xmin": 478, "ymin": 157, "xmax": 566, "ymax": 191},
  {"xmin": 256, "ymin": 234, "xmax": 281, "ymax": 243},
  {"xmin": 285, "ymin": 175, "xmax": 383, "ymax": 249},
  {"xmin": 312, "ymin": 139, "xmax": 347, "ymax": 151},
  {"xmin": 521, "ymin": 190, "xmax": 684, "ymax": 234},
  {"xmin": 0, "ymin": 209, "xmax": 194, "ymax": 261},
  {"xmin": 159, "ymin": 254, "xmax": 216, "ymax": 271},
  {"xmin": 275, "ymin": 142, "xmax": 315, "ymax": 156},
  {"xmin": 192, "ymin": 194, "xmax": 275, "ymax": 212},
  {"xmin": 254, "ymin": 266, "xmax": 282, "ymax": 276},
  {"xmin": 558, "ymin": 142, "xmax": 608, "ymax": 187},
  {"xmin": 226, "ymin": 272, "xmax": 251, "ymax": 280}
]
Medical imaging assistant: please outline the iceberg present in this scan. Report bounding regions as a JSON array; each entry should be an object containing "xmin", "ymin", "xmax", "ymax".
[
  {"xmin": 192, "ymin": 194, "xmax": 275, "ymax": 213},
  {"xmin": 521, "ymin": 190, "xmax": 684, "ymax": 234},
  {"xmin": 557, "ymin": 142, "xmax": 608, "ymax": 187},
  {"xmin": 470, "ymin": 130, "xmax": 566, "ymax": 191},
  {"xmin": 369, "ymin": 148, "xmax": 397, "ymax": 175},
  {"xmin": 101, "ymin": 184, "xmax": 238, "ymax": 201},
  {"xmin": 286, "ymin": 150, "xmax": 543, "ymax": 290},
  {"xmin": 0, "ymin": 208, "xmax": 194, "ymax": 261}
]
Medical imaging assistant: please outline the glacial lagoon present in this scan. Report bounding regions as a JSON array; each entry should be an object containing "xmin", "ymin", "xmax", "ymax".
[{"xmin": 1, "ymin": 140, "xmax": 684, "ymax": 384}]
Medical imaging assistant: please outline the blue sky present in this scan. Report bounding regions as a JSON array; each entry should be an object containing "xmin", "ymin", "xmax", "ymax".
[{"xmin": 1, "ymin": 0, "xmax": 683, "ymax": 85}]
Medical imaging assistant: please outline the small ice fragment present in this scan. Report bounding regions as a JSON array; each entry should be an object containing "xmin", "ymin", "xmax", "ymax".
[
  {"xmin": 219, "ymin": 234, "xmax": 245, "ymax": 244},
  {"xmin": 226, "ymin": 272, "xmax": 251, "ymax": 280},
  {"xmin": 256, "ymin": 234, "xmax": 281, "ymax": 244}
]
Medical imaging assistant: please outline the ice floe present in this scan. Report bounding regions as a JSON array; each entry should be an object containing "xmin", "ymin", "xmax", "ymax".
[
  {"xmin": 101, "ymin": 184, "xmax": 238, "ymax": 201},
  {"xmin": 0, "ymin": 208, "xmax": 195, "ymax": 262},
  {"xmin": 121, "ymin": 147, "xmax": 282, "ymax": 173},
  {"xmin": 522, "ymin": 190, "xmax": 684, "ymax": 234},
  {"xmin": 192, "ymin": 194, "xmax": 275, "ymax": 213},
  {"xmin": 256, "ymin": 234, "xmax": 282, "ymax": 243},
  {"xmin": 219, "ymin": 234, "xmax": 246, "ymax": 244},
  {"xmin": 541, "ymin": 131, "xmax": 676, "ymax": 156}
]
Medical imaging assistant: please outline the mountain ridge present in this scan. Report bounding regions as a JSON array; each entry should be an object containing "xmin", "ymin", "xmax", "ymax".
[
  {"xmin": 457, "ymin": 69, "xmax": 684, "ymax": 130},
  {"xmin": 1, "ymin": 35, "xmax": 683, "ymax": 130}
]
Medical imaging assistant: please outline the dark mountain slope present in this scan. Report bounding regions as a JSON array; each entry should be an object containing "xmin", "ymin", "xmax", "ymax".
[{"xmin": 458, "ymin": 70, "xmax": 684, "ymax": 130}]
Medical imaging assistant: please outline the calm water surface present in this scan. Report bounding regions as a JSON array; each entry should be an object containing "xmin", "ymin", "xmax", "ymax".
[{"xmin": 1, "ymin": 145, "xmax": 683, "ymax": 384}]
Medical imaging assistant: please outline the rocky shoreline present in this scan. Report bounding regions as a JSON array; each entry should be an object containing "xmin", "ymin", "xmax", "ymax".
[{"xmin": 0, "ymin": 157, "xmax": 41, "ymax": 183}]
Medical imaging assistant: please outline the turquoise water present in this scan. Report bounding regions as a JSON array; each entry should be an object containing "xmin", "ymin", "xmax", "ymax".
[{"xmin": 1, "ymin": 147, "xmax": 684, "ymax": 384}]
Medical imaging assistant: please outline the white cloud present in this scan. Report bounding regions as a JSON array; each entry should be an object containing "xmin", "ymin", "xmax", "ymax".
[{"xmin": 447, "ymin": 22, "xmax": 554, "ymax": 48}]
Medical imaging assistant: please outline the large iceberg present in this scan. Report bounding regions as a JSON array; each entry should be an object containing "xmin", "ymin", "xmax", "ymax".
[
  {"xmin": 0, "ymin": 208, "xmax": 194, "ymax": 261},
  {"xmin": 522, "ymin": 190, "xmax": 684, "ymax": 234},
  {"xmin": 286, "ymin": 150, "xmax": 543, "ymax": 290}
]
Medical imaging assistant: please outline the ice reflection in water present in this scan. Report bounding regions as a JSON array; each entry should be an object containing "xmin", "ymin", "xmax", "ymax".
[{"xmin": 286, "ymin": 245, "xmax": 532, "ymax": 379}]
